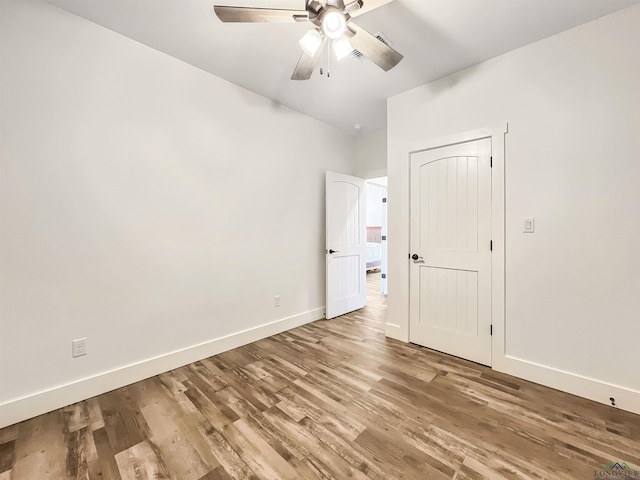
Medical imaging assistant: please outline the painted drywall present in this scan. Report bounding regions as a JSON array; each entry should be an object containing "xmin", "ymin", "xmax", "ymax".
[
  {"xmin": 355, "ymin": 129, "xmax": 387, "ymax": 178},
  {"xmin": 366, "ymin": 183, "xmax": 386, "ymax": 227},
  {"xmin": 388, "ymin": 4, "xmax": 640, "ymax": 409},
  {"xmin": 0, "ymin": 0, "xmax": 355, "ymax": 425}
]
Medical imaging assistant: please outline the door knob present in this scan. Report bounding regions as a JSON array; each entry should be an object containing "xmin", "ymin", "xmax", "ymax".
[
  {"xmin": 329, "ymin": 249, "xmax": 339, "ymax": 254},
  {"xmin": 411, "ymin": 253, "xmax": 423, "ymax": 261}
]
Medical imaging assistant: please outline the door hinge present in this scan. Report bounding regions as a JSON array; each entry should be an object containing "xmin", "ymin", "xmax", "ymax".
[
  {"xmin": 381, "ymin": 273, "xmax": 387, "ymax": 279},
  {"xmin": 382, "ymin": 197, "xmax": 387, "ymax": 203},
  {"xmin": 490, "ymin": 156, "xmax": 493, "ymax": 168},
  {"xmin": 490, "ymin": 240, "xmax": 493, "ymax": 251},
  {"xmin": 490, "ymin": 325, "xmax": 493, "ymax": 336}
]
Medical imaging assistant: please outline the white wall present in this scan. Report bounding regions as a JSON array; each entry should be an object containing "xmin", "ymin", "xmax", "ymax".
[
  {"xmin": 366, "ymin": 183, "xmax": 386, "ymax": 227},
  {"xmin": 355, "ymin": 129, "xmax": 387, "ymax": 178},
  {"xmin": 388, "ymin": 4, "xmax": 640, "ymax": 413},
  {"xmin": 0, "ymin": 0, "xmax": 355, "ymax": 427}
]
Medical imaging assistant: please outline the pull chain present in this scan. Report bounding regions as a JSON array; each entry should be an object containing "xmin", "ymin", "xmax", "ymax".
[
  {"xmin": 327, "ymin": 40, "xmax": 331, "ymax": 77},
  {"xmin": 320, "ymin": 38, "xmax": 324, "ymax": 76}
]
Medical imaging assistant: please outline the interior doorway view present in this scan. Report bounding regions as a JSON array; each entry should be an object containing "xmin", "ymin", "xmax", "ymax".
[
  {"xmin": 365, "ymin": 177, "xmax": 388, "ymax": 296},
  {"xmin": 324, "ymin": 173, "xmax": 388, "ymax": 320}
]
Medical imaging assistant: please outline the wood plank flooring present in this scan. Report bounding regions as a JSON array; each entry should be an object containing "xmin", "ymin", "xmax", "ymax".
[{"xmin": 1, "ymin": 272, "xmax": 639, "ymax": 479}]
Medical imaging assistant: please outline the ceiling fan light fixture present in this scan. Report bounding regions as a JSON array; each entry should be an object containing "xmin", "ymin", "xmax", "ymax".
[
  {"xmin": 321, "ymin": 10, "xmax": 347, "ymax": 39},
  {"xmin": 213, "ymin": 1, "xmax": 404, "ymax": 80},
  {"xmin": 299, "ymin": 29, "xmax": 323, "ymax": 57},
  {"xmin": 332, "ymin": 36, "xmax": 354, "ymax": 61}
]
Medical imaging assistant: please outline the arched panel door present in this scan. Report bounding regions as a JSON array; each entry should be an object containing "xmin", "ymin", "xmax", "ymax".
[
  {"xmin": 326, "ymin": 172, "xmax": 366, "ymax": 319},
  {"xmin": 409, "ymin": 138, "xmax": 492, "ymax": 366}
]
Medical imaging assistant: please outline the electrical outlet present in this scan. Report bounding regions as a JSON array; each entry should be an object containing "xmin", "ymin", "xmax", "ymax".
[
  {"xmin": 72, "ymin": 337, "xmax": 87, "ymax": 358},
  {"xmin": 274, "ymin": 295, "xmax": 281, "ymax": 307}
]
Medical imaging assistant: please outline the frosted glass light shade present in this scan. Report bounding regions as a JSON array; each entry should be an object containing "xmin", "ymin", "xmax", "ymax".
[
  {"xmin": 299, "ymin": 29, "xmax": 323, "ymax": 57},
  {"xmin": 322, "ymin": 11, "xmax": 346, "ymax": 40},
  {"xmin": 332, "ymin": 36, "xmax": 353, "ymax": 60}
]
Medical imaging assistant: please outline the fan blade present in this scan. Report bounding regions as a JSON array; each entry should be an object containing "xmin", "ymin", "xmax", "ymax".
[
  {"xmin": 214, "ymin": 6, "xmax": 308, "ymax": 23},
  {"xmin": 291, "ymin": 37, "xmax": 327, "ymax": 80},
  {"xmin": 348, "ymin": 0, "xmax": 394, "ymax": 18},
  {"xmin": 347, "ymin": 22, "xmax": 403, "ymax": 71}
]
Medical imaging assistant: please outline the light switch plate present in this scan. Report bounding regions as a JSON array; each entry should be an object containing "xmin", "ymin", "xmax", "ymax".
[{"xmin": 523, "ymin": 217, "xmax": 535, "ymax": 233}]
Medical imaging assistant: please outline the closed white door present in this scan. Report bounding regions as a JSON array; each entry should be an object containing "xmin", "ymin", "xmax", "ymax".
[
  {"xmin": 326, "ymin": 172, "xmax": 366, "ymax": 319},
  {"xmin": 409, "ymin": 138, "xmax": 492, "ymax": 366}
]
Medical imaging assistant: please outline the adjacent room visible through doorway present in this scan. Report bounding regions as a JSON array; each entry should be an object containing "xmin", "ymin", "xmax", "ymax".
[{"xmin": 366, "ymin": 176, "xmax": 387, "ymax": 296}]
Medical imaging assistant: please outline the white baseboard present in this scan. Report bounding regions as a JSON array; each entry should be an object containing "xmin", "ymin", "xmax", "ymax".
[
  {"xmin": 0, "ymin": 307, "xmax": 325, "ymax": 429},
  {"xmin": 495, "ymin": 355, "xmax": 640, "ymax": 416},
  {"xmin": 385, "ymin": 322, "xmax": 408, "ymax": 342}
]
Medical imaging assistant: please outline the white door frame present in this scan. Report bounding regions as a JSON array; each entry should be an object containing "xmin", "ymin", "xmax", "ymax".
[
  {"xmin": 364, "ymin": 177, "xmax": 388, "ymax": 295},
  {"xmin": 405, "ymin": 124, "xmax": 507, "ymax": 368}
]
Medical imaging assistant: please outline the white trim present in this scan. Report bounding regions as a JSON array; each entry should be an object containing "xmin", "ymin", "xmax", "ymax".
[
  {"xmin": 385, "ymin": 322, "xmax": 407, "ymax": 342},
  {"xmin": 0, "ymin": 307, "xmax": 325, "ymax": 429},
  {"xmin": 363, "ymin": 168, "xmax": 387, "ymax": 180},
  {"xmin": 489, "ymin": 126, "xmax": 507, "ymax": 370},
  {"xmin": 498, "ymin": 355, "xmax": 640, "ymax": 415},
  {"xmin": 403, "ymin": 124, "xmax": 508, "ymax": 366},
  {"xmin": 403, "ymin": 124, "xmax": 509, "ymax": 156}
]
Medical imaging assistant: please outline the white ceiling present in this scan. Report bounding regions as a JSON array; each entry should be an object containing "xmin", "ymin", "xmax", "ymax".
[{"xmin": 45, "ymin": 0, "xmax": 639, "ymax": 135}]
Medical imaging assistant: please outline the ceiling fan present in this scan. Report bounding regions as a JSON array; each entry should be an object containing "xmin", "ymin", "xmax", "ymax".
[{"xmin": 213, "ymin": 0, "xmax": 403, "ymax": 80}]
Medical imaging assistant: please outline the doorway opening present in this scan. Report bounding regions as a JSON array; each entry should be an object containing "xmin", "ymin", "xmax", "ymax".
[{"xmin": 366, "ymin": 176, "xmax": 388, "ymax": 296}]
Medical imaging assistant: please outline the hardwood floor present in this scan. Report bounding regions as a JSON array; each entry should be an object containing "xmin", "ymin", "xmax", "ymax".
[{"xmin": 1, "ymin": 272, "xmax": 639, "ymax": 479}]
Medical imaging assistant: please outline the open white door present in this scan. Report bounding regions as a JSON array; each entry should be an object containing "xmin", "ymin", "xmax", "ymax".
[{"xmin": 326, "ymin": 172, "xmax": 366, "ymax": 319}]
